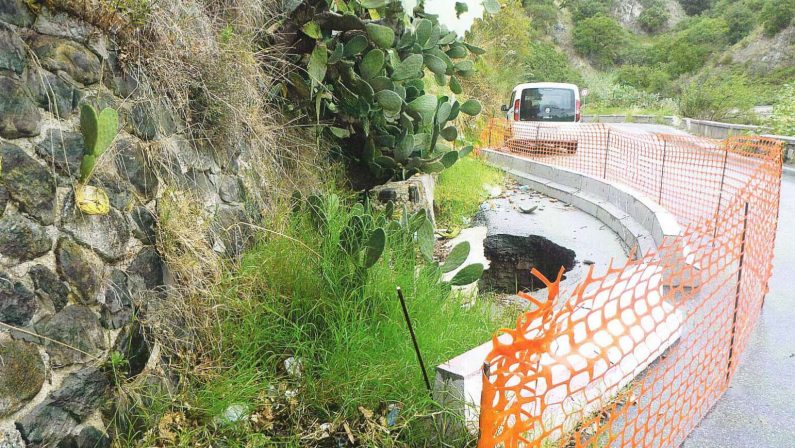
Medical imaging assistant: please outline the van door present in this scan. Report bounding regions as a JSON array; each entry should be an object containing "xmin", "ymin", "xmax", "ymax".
[{"xmin": 507, "ymin": 89, "xmax": 517, "ymax": 120}]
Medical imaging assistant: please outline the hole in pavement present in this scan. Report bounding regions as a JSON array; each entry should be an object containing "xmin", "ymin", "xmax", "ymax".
[{"xmin": 481, "ymin": 234, "xmax": 576, "ymax": 293}]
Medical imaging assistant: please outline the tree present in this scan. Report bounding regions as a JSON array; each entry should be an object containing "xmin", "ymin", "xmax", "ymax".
[
  {"xmin": 572, "ymin": 14, "xmax": 626, "ymax": 67},
  {"xmin": 678, "ymin": 0, "xmax": 713, "ymax": 15},
  {"xmin": 638, "ymin": 4, "xmax": 670, "ymax": 33},
  {"xmin": 724, "ymin": 2, "xmax": 755, "ymax": 43},
  {"xmin": 761, "ymin": 0, "xmax": 795, "ymax": 37}
]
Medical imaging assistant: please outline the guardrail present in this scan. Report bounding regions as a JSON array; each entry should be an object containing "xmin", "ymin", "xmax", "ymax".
[{"xmin": 476, "ymin": 120, "xmax": 782, "ymax": 448}]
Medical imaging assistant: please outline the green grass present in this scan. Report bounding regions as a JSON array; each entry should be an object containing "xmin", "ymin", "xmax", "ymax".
[
  {"xmin": 435, "ymin": 156, "xmax": 505, "ymax": 230},
  {"xmin": 125, "ymin": 188, "xmax": 514, "ymax": 446}
]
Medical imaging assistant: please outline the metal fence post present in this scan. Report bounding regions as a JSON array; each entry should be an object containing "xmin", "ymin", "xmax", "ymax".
[
  {"xmin": 603, "ymin": 129, "xmax": 611, "ymax": 179},
  {"xmin": 726, "ymin": 201, "xmax": 750, "ymax": 383},
  {"xmin": 659, "ymin": 140, "xmax": 668, "ymax": 204},
  {"xmin": 714, "ymin": 147, "xmax": 730, "ymax": 239}
]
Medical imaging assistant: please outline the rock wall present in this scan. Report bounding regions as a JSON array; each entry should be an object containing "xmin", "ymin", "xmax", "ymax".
[{"xmin": 0, "ymin": 2, "xmax": 252, "ymax": 446}]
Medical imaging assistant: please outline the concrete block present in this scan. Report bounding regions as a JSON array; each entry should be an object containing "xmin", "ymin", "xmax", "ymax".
[{"xmin": 581, "ymin": 176, "xmax": 611, "ymax": 200}]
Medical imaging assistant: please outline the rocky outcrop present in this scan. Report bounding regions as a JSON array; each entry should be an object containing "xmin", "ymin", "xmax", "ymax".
[{"xmin": 0, "ymin": 4, "xmax": 254, "ymax": 445}]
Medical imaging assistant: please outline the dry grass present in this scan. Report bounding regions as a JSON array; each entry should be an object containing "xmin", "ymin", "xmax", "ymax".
[{"xmin": 37, "ymin": 0, "xmax": 331, "ymax": 442}]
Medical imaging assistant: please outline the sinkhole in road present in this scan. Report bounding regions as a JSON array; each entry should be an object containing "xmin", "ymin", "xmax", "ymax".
[{"xmin": 481, "ymin": 233, "xmax": 576, "ymax": 293}]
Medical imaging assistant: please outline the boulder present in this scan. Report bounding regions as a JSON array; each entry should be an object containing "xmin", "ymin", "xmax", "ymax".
[
  {"xmin": 29, "ymin": 264, "xmax": 71, "ymax": 312},
  {"xmin": 0, "ymin": 213, "xmax": 52, "ymax": 261},
  {"xmin": 127, "ymin": 247, "xmax": 164, "ymax": 292},
  {"xmin": 0, "ymin": 75, "xmax": 41, "ymax": 139},
  {"xmin": 0, "ymin": 0, "xmax": 34, "ymax": 27},
  {"xmin": 0, "ymin": 22, "xmax": 27, "ymax": 74},
  {"xmin": 218, "ymin": 175, "xmax": 243, "ymax": 203},
  {"xmin": 100, "ymin": 269, "xmax": 132, "ymax": 329},
  {"xmin": 0, "ymin": 143, "xmax": 56, "ymax": 225},
  {"xmin": 0, "ymin": 427, "xmax": 26, "ymax": 448},
  {"xmin": 61, "ymin": 196, "xmax": 131, "ymax": 261},
  {"xmin": 0, "ymin": 272, "xmax": 38, "ymax": 326},
  {"xmin": 27, "ymin": 68, "xmax": 83, "ymax": 119},
  {"xmin": 55, "ymin": 238, "xmax": 103, "ymax": 304},
  {"xmin": 27, "ymin": 34, "xmax": 101, "ymax": 86},
  {"xmin": 37, "ymin": 305, "xmax": 105, "ymax": 366},
  {"xmin": 33, "ymin": 7, "xmax": 94, "ymax": 42},
  {"xmin": 35, "ymin": 129, "xmax": 85, "ymax": 179},
  {"xmin": 130, "ymin": 206, "xmax": 157, "ymax": 245},
  {"xmin": 0, "ymin": 339, "xmax": 45, "ymax": 417},
  {"xmin": 115, "ymin": 138, "xmax": 159, "ymax": 200},
  {"xmin": 15, "ymin": 367, "xmax": 109, "ymax": 446},
  {"xmin": 129, "ymin": 99, "xmax": 176, "ymax": 141}
]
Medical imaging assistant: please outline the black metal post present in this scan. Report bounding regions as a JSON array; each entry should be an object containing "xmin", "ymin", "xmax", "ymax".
[
  {"xmin": 603, "ymin": 129, "xmax": 611, "ymax": 179},
  {"xmin": 659, "ymin": 140, "xmax": 668, "ymax": 204},
  {"xmin": 714, "ymin": 147, "xmax": 729, "ymax": 239},
  {"xmin": 726, "ymin": 201, "xmax": 749, "ymax": 383},
  {"xmin": 396, "ymin": 287, "xmax": 432, "ymax": 393}
]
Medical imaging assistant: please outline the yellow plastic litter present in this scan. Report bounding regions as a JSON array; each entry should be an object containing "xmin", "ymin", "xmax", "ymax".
[{"xmin": 75, "ymin": 184, "xmax": 110, "ymax": 215}]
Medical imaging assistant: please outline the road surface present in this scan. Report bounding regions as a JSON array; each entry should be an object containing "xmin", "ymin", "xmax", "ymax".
[{"xmin": 683, "ymin": 173, "xmax": 795, "ymax": 447}]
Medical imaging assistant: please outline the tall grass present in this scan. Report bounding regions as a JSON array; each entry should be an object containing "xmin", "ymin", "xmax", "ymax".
[
  {"xmin": 435, "ymin": 156, "xmax": 505, "ymax": 230},
  {"xmin": 140, "ymin": 189, "xmax": 514, "ymax": 446}
]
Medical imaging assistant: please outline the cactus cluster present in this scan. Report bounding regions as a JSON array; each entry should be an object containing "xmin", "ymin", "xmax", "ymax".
[
  {"xmin": 284, "ymin": 0, "xmax": 491, "ymax": 182},
  {"xmin": 300, "ymin": 193, "xmax": 484, "ymax": 286},
  {"xmin": 79, "ymin": 104, "xmax": 118, "ymax": 183},
  {"xmin": 384, "ymin": 202, "xmax": 484, "ymax": 286}
]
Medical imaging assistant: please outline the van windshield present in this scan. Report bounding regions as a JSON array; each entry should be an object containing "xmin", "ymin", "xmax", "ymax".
[{"xmin": 519, "ymin": 88, "xmax": 576, "ymax": 122}]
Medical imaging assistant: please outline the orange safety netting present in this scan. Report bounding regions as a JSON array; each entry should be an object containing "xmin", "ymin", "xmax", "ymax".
[{"xmin": 476, "ymin": 119, "xmax": 783, "ymax": 448}]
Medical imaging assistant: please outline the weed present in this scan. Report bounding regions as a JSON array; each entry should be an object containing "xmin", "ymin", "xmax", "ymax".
[
  {"xmin": 124, "ymin": 189, "xmax": 514, "ymax": 446},
  {"xmin": 435, "ymin": 156, "xmax": 505, "ymax": 230}
]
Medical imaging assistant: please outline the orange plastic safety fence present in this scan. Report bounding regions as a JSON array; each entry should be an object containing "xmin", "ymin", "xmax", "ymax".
[{"xmin": 477, "ymin": 119, "xmax": 783, "ymax": 448}]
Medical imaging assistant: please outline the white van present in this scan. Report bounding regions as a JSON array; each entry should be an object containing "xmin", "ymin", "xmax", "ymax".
[{"xmin": 501, "ymin": 82, "xmax": 586, "ymax": 123}]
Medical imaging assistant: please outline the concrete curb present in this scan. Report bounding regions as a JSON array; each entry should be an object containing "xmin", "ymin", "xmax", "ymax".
[
  {"xmin": 479, "ymin": 150, "xmax": 682, "ymax": 252},
  {"xmin": 783, "ymin": 164, "xmax": 795, "ymax": 179}
]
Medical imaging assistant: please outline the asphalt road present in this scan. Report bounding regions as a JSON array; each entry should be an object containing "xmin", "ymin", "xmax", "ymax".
[{"xmin": 683, "ymin": 173, "xmax": 795, "ymax": 447}]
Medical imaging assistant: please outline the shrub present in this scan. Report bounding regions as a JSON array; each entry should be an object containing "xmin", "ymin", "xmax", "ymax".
[
  {"xmin": 677, "ymin": 72, "xmax": 755, "ymax": 120},
  {"xmin": 678, "ymin": 0, "xmax": 713, "ymax": 15},
  {"xmin": 285, "ymin": 1, "xmax": 489, "ymax": 186},
  {"xmin": 651, "ymin": 17, "xmax": 729, "ymax": 76},
  {"xmin": 761, "ymin": 0, "xmax": 795, "ymax": 37},
  {"xmin": 523, "ymin": 0, "xmax": 559, "ymax": 31},
  {"xmin": 638, "ymin": 4, "xmax": 670, "ymax": 33},
  {"xmin": 614, "ymin": 65, "xmax": 671, "ymax": 93},
  {"xmin": 724, "ymin": 2, "xmax": 755, "ymax": 44},
  {"xmin": 524, "ymin": 41, "xmax": 584, "ymax": 83},
  {"xmin": 572, "ymin": 14, "xmax": 627, "ymax": 67},
  {"xmin": 566, "ymin": 0, "xmax": 611, "ymax": 22},
  {"xmin": 768, "ymin": 83, "xmax": 795, "ymax": 135}
]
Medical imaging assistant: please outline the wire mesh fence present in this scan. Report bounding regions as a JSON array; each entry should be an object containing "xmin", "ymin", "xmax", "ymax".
[{"xmin": 476, "ymin": 119, "xmax": 783, "ymax": 448}]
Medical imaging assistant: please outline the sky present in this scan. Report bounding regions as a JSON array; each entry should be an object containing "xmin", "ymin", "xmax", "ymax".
[{"xmin": 400, "ymin": 0, "xmax": 486, "ymax": 36}]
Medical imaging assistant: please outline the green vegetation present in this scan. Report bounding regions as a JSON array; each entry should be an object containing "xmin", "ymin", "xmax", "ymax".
[
  {"xmin": 463, "ymin": 0, "xmax": 582, "ymax": 121},
  {"xmin": 769, "ymin": 83, "xmax": 795, "ymax": 135},
  {"xmin": 282, "ymin": 1, "xmax": 485, "ymax": 185},
  {"xmin": 573, "ymin": 14, "xmax": 626, "ymax": 68},
  {"xmin": 121, "ymin": 188, "xmax": 512, "ymax": 446},
  {"xmin": 761, "ymin": 0, "xmax": 795, "ymax": 36},
  {"xmin": 78, "ymin": 104, "xmax": 118, "ymax": 183},
  {"xmin": 638, "ymin": 3, "xmax": 670, "ymax": 33},
  {"xmin": 677, "ymin": 72, "xmax": 755, "ymax": 120},
  {"xmin": 516, "ymin": 0, "xmax": 795, "ymax": 123},
  {"xmin": 435, "ymin": 156, "xmax": 505, "ymax": 230}
]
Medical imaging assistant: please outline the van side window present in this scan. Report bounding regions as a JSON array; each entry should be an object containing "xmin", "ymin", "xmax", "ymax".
[{"xmin": 508, "ymin": 91, "xmax": 516, "ymax": 111}]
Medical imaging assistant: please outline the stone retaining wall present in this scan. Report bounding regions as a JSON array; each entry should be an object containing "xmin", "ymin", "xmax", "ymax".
[{"xmin": 0, "ymin": 2, "xmax": 252, "ymax": 446}]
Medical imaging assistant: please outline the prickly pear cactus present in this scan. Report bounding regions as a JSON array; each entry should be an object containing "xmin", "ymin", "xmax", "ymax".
[
  {"xmin": 79, "ymin": 104, "xmax": 119, "ymax": 183},
  {"xmin": 283, "ymin": 0, "xmax": 491, "ymax": 183}
]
